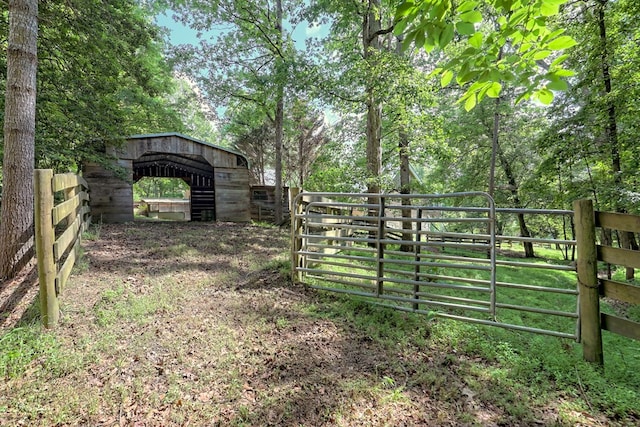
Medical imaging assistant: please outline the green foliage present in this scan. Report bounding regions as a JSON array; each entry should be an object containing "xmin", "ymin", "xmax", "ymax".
[
  {"xmin": 394, "ymin": 0, "xmax": 576, "ymax": 108},
  {"xmin": 133, "ymin": 177, "xmax": 189, "ymax": 200},
  {"xmin": 0, "ymin": 1, "xmax": 185, "ymax": 172},
  {"xmin": 309, "ymin": 243, "xmax": 639, "ymax": 419}
]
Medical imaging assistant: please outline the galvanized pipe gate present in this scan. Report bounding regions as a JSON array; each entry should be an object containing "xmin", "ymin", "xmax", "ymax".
[{"xmin": 291, "ymin": 192, "xmax": 578, "ymax": 340}]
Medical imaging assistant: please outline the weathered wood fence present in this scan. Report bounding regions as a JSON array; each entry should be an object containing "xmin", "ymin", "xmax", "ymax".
[
  {"xmin": 34, "ymin": 169, "xmax": 91, "ymax": 328},
  {"xmin": 574, "ymin": 199, "xmax": 640, "ymax": 365}
]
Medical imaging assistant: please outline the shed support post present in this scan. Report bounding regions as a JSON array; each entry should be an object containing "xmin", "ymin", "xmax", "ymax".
[{"xmin": 574, "ymin": 199, "xmax": 604, "ymax": 366}]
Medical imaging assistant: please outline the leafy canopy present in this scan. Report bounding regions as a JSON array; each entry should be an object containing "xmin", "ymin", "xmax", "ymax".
[{"xmin": 395, "ymin": 0, "xmax": 576, "ymax": 109}]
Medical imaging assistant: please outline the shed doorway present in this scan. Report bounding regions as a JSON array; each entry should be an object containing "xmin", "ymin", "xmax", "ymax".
[
  {"xmin": 133, "ymin": 152, "xmax": 216, "ymax": 221},
  {"xmin": 133, "ymin": 177, "xmax": 191, "ymax": 221}
]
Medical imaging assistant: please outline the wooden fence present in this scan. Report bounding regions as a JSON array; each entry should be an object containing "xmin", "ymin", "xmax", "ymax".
[
  {"xmin": 34, "ymin": 169, "xmax": 91, "ymax": 328},
  {"xmin": 574, "ymin": 199, "xmax": 640, "ymax": 365}
]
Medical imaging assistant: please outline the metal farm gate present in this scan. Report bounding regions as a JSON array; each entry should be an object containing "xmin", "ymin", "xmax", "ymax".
[{"xmin": 291, "ymin": 192, "xmax": 579, "ymax": 340}]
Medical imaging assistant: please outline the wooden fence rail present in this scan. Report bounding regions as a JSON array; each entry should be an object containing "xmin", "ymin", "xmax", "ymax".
[
  {"xmin": 34, "ymin": 169, "xmax": 91, "ymax": 328},
  {"xmin": 574, "ymin": 199, "xmax": 640, "ymax": 365}
]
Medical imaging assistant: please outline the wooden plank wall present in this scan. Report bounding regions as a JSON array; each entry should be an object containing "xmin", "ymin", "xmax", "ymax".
[
  {"xmin": 215, "ymin": 167, "xmax": 251, "ymax": 222},
  {"xmin": 83, "ymin": 160, "xmax": 134, "ymax": 223},
  {"xmin": 113, "ymin": 135, "xmax": 240, "ymax": 169}
]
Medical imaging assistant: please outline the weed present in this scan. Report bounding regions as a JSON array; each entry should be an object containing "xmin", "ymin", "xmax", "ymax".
[
  {"xmin": 0, "ymin": 326, "xmax": 60, "ymax": 378},
  {"xmin": 82, "ymin": 221, "xmax": 102, "ymax": 241}
]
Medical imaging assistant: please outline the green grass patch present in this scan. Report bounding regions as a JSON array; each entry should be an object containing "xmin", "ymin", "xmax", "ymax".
[
  {"xmin": 93, "ymin": 279, "xmax": 181, "ymax": 327},
  {"xmin": 302, "ymin": 241, "xmax": 640, "ymax": 420}
]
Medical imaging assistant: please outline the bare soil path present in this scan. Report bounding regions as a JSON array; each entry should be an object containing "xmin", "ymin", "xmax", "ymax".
[{"xmin": 0, "ymin": 222, "xmax": 621, "ymax": 426}]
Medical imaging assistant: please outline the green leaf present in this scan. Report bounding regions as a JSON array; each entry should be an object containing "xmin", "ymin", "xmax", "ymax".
[
  {"xmin": 457, "ymin": 1, "xmax": 478, "ymax": 13},
  {"xmin": 439, "ymin": 23, "xmax": 455, "ymax": 48},
  {"xmin": 546, "ymin": 79, "xmax": 568, "ymax": 91},
  {"xmin": 401, "ymin": 32, "xmax": 415, "ymax": 51},
  {"xmin": 440, "ymin": 70, "xmax": 454, "ymax": 87},
  {"xmin": 515, "ymin": 91, "xmax": 531, "ymax": 104},
  {"xmin": 415, "ymin": 29, "xmax": 425, "ymax": 48},
  {"xmin": 509, "ymin": 7, "xmax": 528, "ymax": 25},
  {"xmin": 547, "ymin": 36, "xmax": 577, "ymax": 51},
  {"xmin": 540, "ymin": 2, "xmax": 559, "ymax": 17},
  {"xmin": 395, "ymin": 1, "xmax": 416, "ymax": 20},
  {"xmin": 424, "ymin": 40, "xmax": 436, "ymax": 53},
  {"xmin": 518, "ymin": 42, "xmax": 533, "ymax": 54},
  {"xmin": 393, "ymin": 18, "xmax": 409, "ymax": 36},
  {"xmin": 457, "ymin": 70, "xmax": 480, "ymax": 85},
  {"xmin": 464, "ymin": 93, "xmax": 477, "ymax": 111},
  {"xmin": 553, "ymin": 69, "xmax": 575, "ymax": 77},
  {"xmin": 469, "ymin": 32, "xmax": 482, "ymax": 48},
  {"xmin": 542, "ymin": 29, "xmax": 566, "ymax": 43},
  {"xmin": 535, "ymin": 88, "xmax": 554, "ymax": 104},
  {"xmin": 533, "ymin": 50, "xmax": 551, "ymax": 60},
  {"xmin": 431, "ymin": 2, "xmax": 450, "ymax": 21},
  {"xmin": 456, "ymin": 21, "xmax": 475, "ymax": 35},
  {"xmin": 486, "ymin": 81, "xmax": 502, "ymax": 98},
  {"xmin": 550, "ymin": 54, "xmax": 569, "ymax": 67},
  {"xmin": 460, "ymin": 10, "xmax": 482, "ymax": 23}
]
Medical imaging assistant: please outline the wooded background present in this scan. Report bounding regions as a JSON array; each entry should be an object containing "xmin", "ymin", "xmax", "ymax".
[{"xmin": 1, "ymin": 0, "xmax": 638, "ymax": 278}]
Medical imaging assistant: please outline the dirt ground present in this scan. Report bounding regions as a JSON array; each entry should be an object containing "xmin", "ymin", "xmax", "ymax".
[{"xmin": 0, "ymin": 221, "xmax": 621, "ymax": 426}]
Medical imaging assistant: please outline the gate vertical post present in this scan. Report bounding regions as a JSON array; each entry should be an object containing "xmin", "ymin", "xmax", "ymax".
[
  {"xmin": 413, "ymin": 208, "xmax": 422, "ymax": 310},
  {"xmin": 290, "ymin": 188, "xmax": 302, "ymax": 283},
  {"xmin": 34, "ymin": 169, "xmax": 59, "ymax": 328},
  {"xmin": 377, "ymin": 196, "xmax": 385, "ymax": 296},
  {"xmin": 574, "ymin": 199, "xmax": 604, "ymax": 366}
]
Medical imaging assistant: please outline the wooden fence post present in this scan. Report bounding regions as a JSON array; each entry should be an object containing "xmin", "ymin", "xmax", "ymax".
[
  {"xmin": 574, "ymin": 199, "xmax": 603, "ymax": 365},
  {"xmin": 290, "ymin": 188, "xmax": 302, "ymax": 283},
  {"xmin": 34, "ymin": 169, "xmax": 59, "ymax": 328}
]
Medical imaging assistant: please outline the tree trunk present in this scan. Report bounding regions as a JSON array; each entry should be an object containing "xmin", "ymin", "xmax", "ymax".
[
  {"xmin": 395, "ymin": 36, "xmax": 413, "ymax": 252},
  {"xmin": 399, "ymin": 129, "xmax": 413, "ymax": 252},
  {"xmin": 488, "ymin": 97, "xmax": 499, "ymax": 199},
  {"xmin": 274, "ymin": 0, "xmax": 284, "ymax": 225},
  {"xmin": 364, "ymin": 0, "xmax": 382, "ymax": 196},
  {"xmin": 496, "ymin": 138, "xmax": 535, "ymax": 258},
  {"xmin": 488, "ymin": 47, "xmax": 503, "ymax": 199},
  {"xmin": 597, "ymin": 0, "xmax": 633, "ymax": 278},
  {"xmin": 0, "ymin": 0, "xmax": 38, "ymax": 280},
  {"xmin": 298, "ymin": 129, "xmax": 304, "ymax": 188},
  {"xmin": 363, "ymin": 0, "xmax": 383, "ymax": 245}
]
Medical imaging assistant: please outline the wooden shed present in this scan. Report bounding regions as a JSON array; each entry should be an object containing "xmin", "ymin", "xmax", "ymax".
[{"xmin": 84, "ymin": 133, "xmax": 251, "ymax": 223}]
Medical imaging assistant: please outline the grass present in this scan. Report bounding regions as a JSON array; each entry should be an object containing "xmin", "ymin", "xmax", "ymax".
[
  {"xmin": 302, "ymin": 240, "xmax": 640, "ymax": 422},
  {"xmin": 1, "ymin": 222, "xmax": 638, "ymax": 425}
]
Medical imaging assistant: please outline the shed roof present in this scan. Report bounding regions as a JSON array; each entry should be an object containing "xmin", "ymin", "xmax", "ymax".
[{"xmin": 127, "ymin": 132, "xmax": 248, "ymax": 165}]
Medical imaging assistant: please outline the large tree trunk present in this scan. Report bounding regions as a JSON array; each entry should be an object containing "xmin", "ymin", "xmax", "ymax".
[
  {"xmin": 273, "ymin": 0, "xmax": 284, "ymax": 225},
  {"xmin": 0, "ymin": 0, "xmax": 39, "ymax": 280}
]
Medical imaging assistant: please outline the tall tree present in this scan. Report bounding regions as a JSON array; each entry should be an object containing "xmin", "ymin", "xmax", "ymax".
[
  {"xmin": 0, "ymin": 0, "xmax": 38, "ymax": 279},
  {"xmin": 363, "ymin": 0, "xmax": 385, "ymax": 196},
  {"xmin": 274, "ymin": 0, "xmax": 285, "ymax": 223},
  {"xmin": 283, "ymin": 100, "xmax": 327, "ymax": 188},
  {"xmin": 164, "ymin": 0, "xmax": 298, "ymax": 223}
]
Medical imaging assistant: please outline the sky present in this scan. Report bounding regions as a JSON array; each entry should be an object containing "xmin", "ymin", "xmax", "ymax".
[{"xmin": 155, "ymin": 10, "xmax": 328, "ymax": 50}]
